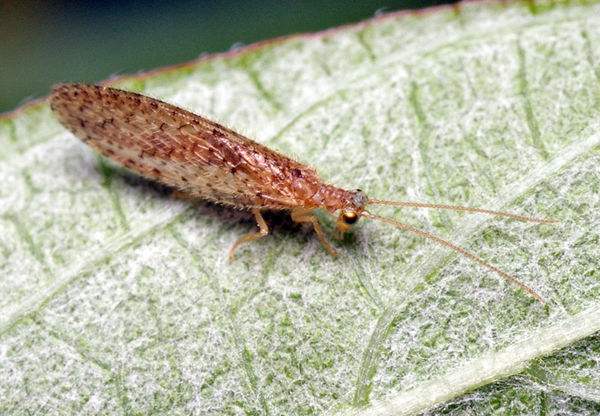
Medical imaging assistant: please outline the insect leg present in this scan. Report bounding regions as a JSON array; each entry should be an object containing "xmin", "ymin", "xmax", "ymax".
[
  {"xmin": 228, "ymin": 208, "xmax": 269, "ymax": 261},
  {"xmin": 172, "ymin": 190, "xmax": 195, "ymax": 199},
  {"xmin": 291, "ymin": 208, "xmax": 339, "ymax": 257}
]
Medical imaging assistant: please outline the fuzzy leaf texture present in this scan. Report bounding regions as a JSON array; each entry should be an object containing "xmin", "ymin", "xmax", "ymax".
[{"xmin": 1, "ymin": 1, "xmax": 600, "ymax": 415}]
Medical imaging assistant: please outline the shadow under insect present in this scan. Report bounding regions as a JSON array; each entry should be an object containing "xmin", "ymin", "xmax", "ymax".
[{"xmin": 114, "ymin": 165, "xmax": 344, "ymax": 254}]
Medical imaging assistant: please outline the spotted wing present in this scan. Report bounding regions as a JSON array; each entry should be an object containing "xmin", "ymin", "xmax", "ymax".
[{"xmin": 50, "ymin": 83, "xmax": 322, "ymax": 210}]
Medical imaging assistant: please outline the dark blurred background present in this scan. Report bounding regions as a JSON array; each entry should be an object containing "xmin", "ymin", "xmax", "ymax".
[{"xmin": 1, "ymin": 0, "xmax": 458, "ymax": 114}]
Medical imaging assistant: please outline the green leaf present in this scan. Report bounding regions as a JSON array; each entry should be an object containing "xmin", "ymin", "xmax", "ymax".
[{"xmin": 2, "ymin": 2, "xmax": 600, "ymax": 415}]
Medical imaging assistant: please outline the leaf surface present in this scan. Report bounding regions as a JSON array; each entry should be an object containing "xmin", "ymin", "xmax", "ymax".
[{"xmin": 1, "ymin": 2, "xmax": 600, "ymax": 415}]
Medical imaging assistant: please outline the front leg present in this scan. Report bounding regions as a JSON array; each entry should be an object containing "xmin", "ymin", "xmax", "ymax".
[{"xmin": 291, "ymin": 208, "xmax": 338, "ymax": 257}]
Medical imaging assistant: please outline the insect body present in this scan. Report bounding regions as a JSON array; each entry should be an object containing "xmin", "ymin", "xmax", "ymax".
[{"xmin": 50, "ymin": 83, "xmax": 554, "ymax": 302}]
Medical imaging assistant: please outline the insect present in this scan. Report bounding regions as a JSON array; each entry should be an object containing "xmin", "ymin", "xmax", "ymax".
[{"xmin": 50, "ymin": 83, "xmax": 555, "ymax": 302}]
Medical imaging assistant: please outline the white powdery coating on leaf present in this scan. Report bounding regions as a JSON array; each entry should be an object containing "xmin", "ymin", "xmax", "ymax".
[{"xmin": 2, "ymin": 2, "xmax": 600, "ymax": 415}]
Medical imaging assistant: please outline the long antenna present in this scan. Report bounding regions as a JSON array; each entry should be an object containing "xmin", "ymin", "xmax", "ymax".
[
  {"xmin": 367, "ymin": 200, "xmax": 556, "ymax": 224},
  {"xmin": 361, "ymin": 210, "xmax": 544, "ymax": 303}
]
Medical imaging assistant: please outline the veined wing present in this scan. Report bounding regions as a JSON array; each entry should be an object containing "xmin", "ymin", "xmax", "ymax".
[{"xmin": 50, "ymin": 83, "xmax": 322, "ymax": 210}]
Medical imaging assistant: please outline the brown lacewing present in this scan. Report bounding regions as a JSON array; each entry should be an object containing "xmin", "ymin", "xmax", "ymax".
[{"xmin": 50, "ymin": 83, "xmax": 555, "ymax": 302}]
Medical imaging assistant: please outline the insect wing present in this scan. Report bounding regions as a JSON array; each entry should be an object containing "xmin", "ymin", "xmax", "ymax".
[{"xmin": 50, "ymin": 84, "xmax": 310, "ymax": 209}]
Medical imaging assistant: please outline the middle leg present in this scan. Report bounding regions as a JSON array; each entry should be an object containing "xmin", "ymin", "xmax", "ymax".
[{"xmin": 228, "ymin": 208, "xmax": 269, "ymax": 261}]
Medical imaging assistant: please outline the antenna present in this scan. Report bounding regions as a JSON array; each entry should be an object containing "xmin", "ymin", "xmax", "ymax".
[{"xmin": 361, "ymin": 210, "xmax": 545, "ymax": 303}]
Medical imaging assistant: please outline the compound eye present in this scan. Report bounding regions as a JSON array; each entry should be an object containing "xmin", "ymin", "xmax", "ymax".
[{"xmin": 342, "ymin": 211, "xmax": 359, "ymax": 225}]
